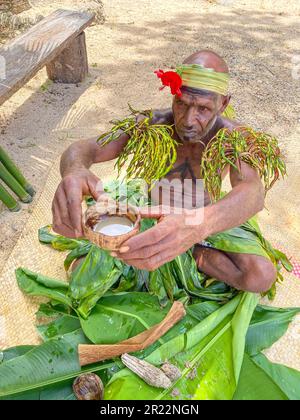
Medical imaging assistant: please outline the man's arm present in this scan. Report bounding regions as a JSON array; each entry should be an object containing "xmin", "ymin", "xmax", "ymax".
[
  {"xmin": 52, "ymin": 133, "xmax": 128, "ymax": 238},
  {"xmin": 52, "ymin": 108, "xmax": 173, "ymax": 239},
  {"xmin": 204, "ymin": 161, "xmax": 264, "ymax": 235}
]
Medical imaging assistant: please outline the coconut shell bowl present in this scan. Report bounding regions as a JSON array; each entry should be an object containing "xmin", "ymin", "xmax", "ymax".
[{"xmin": 83, "ymin": 201, "xmax": 141, "ymax": 252}]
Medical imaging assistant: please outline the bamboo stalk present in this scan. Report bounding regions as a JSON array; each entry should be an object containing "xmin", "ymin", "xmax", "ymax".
[
  {"xmin": 0, "ymin": 162, "xmax": 32, "ymax": 203},
  {"xmin": 0, "ymin": 182, "xmax": 21, "ymax": 212},
  {"xmin": 0, "ymin": 146, "xmax": 35, "ymax": 196}
]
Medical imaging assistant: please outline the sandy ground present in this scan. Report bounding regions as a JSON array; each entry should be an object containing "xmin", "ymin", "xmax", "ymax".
[{"xmin": 0, "ymin": 0, "xmax": 300, "ymax": 269}]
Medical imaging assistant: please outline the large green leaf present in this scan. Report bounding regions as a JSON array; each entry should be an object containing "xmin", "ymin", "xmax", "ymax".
[
  {"xmin": 63, "ymin": 243, "xmax": 92, "ymax": 271},
  {"xmin": 186, "ymin": 301, "xmax": 220, "ymax": 320},
  {"xmin": 69, "ymin": 246, "xmax": 122, "ymax": 318},
  {"xmin": 246, "ymin": 305, "xmax": 300, "ymax": 356},
  {"xmin": 69, "ymin": 246, "xmax": 116, "ymax": 300},
  {"xmin": 148, "ymin": 269, "xmax": 170, "ymax": 307},
  {"xmin": 16, "ymin": 268, "xmax": 72, "ymax": 308},
  {"xmin": 104, "ymin": 295, "xmax": 246, "ymax": 400},
  {"xmin": 80, "ymin": 293, "xmax": 170, "ymax": 344},
  {"xmin": 234, "ymin": 354, "xmax": 288, "ymax": 400},
  {"xmin": 105, "ymin": 317, "xmax": 236, "ymax": 400},
  {"xmin": 252, "ymin": 353, "xmax": 300, "ymax": 401},
  {"xmin": 207, "ymin": 224, "xmax": 270, "ymax": 258},
  {"xmin": 0, "ymin": 329, "xmax": 114, "ymax": 399},
  {"xmin": 0, "ymin": 346, "xmax": 35, "ymax": 364},
  {"xmin": 80, "ymin": 293, "xmax": 220, "ymax": 346},
  {"xmin": 38, "ymin": 225, "xmax": 89, "ymax": 251},
  {"xmin": 147, "ymin": 294, "xmax": 242, "ymax": 365},
  {"xmin": 37, "ymin": 315, "xmax": 81, "ymax": 342},
  {"xmin": 231, "ymin": 293, "xmax": 259, "ymax": 383}
]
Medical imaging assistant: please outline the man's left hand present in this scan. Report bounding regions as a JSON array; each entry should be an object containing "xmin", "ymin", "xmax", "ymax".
[{"xmin": 111, "ymin": 206, "xmax": 207, "ymax": 271}]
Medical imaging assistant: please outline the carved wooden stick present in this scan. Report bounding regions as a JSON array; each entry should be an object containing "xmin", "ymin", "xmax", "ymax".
[{"xmin": 78, "ymin": 301, "xmax": 186, "ymax": 367}]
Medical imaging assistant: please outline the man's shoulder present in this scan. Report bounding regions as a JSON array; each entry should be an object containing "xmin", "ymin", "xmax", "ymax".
[
  {"xmin": 219, "ymin": 116, "xmax": 243, "ymax": 131},
  {"xmin": 151, "ymin": 108, "xmax": 174, "ymax": 125}
]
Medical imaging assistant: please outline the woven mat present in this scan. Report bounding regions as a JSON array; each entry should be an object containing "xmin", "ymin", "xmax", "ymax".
[{"xmin": 0, "ymin": 158, "xmax": 299, "ymax": 371}]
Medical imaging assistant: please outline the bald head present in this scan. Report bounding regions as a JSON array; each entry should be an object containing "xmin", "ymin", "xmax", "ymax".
[{"xmin": 183, "ymin": 50, "xmax": 229, "ymax": 74}]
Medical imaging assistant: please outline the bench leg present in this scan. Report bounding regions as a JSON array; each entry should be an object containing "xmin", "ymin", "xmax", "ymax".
[{"xmin": 46, "ymin": 32, "xmax": 89, "ymax": 84}]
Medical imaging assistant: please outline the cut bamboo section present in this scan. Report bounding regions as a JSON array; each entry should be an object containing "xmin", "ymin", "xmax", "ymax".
[
  {"xmin": 0, "ymin": 182, "xmax": 20, "ymax": 212},
  {"xmin": 0, "ymin": 146, "xmax": 35, "ymax": 196},
  {"xmin": 78, "ymin": 301, "xmax": 186, "ymax": 367},
  {"xmin": 0, "ymin": 162, "xmax": 32, "ymax": 203}
]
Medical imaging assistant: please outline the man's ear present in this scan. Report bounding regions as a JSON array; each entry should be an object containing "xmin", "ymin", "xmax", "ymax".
[{"xmin": 219, "ymin": 94, "xmax": 231, "ymax": 114}]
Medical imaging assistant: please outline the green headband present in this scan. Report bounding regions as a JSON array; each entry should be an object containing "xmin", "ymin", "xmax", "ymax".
[{"xmin": 176, "ymin": 64, "xmax": 230, "ymax": 96}]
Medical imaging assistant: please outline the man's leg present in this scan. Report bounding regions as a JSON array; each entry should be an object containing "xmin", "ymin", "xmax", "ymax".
[{"xmin": 193, "ymin": 245, "xmax": 276, "ymax": 293}]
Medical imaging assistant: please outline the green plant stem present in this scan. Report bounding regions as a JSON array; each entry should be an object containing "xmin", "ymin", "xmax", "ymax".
[
  {"xmin": 0, "ymin": 182, "xmax": 21, "ymax": 212},
  {"xmin": 0, "ymin": 146, "xmax": 35, "ymax": 196},
  {"xmin": 0, "ymin": 162, "xmax": 32, "ymax": 203}
]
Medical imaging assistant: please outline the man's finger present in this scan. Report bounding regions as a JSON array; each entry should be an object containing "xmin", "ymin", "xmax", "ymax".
[
  {"xmin": 113, "ymin": 234, "xmax": 172, "ymax": 260},
  {"xmin": 118, "ymin": 222, "xmax": 171, "ymax": 254},
  {"xmin": 66, "ymin": 187, "xmax": 84, "ymax": 237},
  {"xmin": 121, "ymin": 249, "xmax": 175, "ymax": 271},
  {"xmin": 52, "ymin": 203, "xmax": 78, "ymax": 238},
  {"xmin": 138, "ymin": 205, "xmax": 172, "ymax": 219},
  {"xmin": 89, "ymin": 178, "xmax": 104, "ymax": 201},
  {"xmin": 56, "ymin": 188, "xmax": 75, "ymax": 231}
]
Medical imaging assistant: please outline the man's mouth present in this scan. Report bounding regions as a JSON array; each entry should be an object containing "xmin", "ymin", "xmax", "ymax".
[{"xmin": 180, "ymin": 130, "xmax": 198, "ymax": 139}]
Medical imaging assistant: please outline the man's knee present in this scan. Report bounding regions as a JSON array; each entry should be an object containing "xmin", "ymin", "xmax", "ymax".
[{"xmin": 241, "ymin": 257, "xmax": 276, "ymax": 293}]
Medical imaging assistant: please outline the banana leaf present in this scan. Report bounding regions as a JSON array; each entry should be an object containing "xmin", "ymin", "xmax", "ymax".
[
  {"xmin": 69, "ymin": 246, "xmax": 117, "ymax": 301},
  {"xmin": 231, "ymin": 293, "xmax": 259, "ymax": 383},
  {"xmin": 0, "ymin": 346, "xmax": 35, "ymax": 364},
  {"xmin": 173, "ymin": 252, "xmax": 237, "ymax": 302},
  {"xmin": 75, "ymin": 269, "xmax": 121, "ymax": 320},
  {"xmin": 173, "ymin": 252, "xmax": 204, "ymax": 291},
  {"xmin": 105, "ymin": 315, "xmax": 239, "ymax": 400},
  {"xmin": 37, "ymin": 315, "xmax": 81, "ymax": 341},
  {"xmin": 0, "ymin": 329, "xmax": 115, "ymax": 400},
  {"xmin": 80, "ymin": 293, "xmax": 216, "ymax": 346},
  {"xmin": 149, "ymin": 270, "xmax": 169, "ymax": 307},
  {"xmin": 63, "ymin": 242, "xmax": 92, "ymax": 272},
  {"xmin": 112, "ymin": 272, "xmax": 137, "ymax": 293},
  {"xmin": 234, "ymin": 354, "xmax": 291, "ymax": 400},
  {"xmin": 185, "ymin": 301, "xmax": 220, "ymax": 319},
  {"xmin": 80, "ymin": 293, "xmax": 171, "ymax": 344},
  {"xmin": 146, "ymin": 294, "xmax": 242, "ymax": 366},
  {"xmin": 69, "ymin": 246, "xmax": 123, "ymax": 319},
  {"xmin": 112, "ymin": 267, "xmax": 149, "ymax": 293},
  {"xmin": 38, "ymin": 225, "xmax": 89, "ymax": 251},
  {"xmin": 16, "ymin": 268, "xmax": 72, "ymax": 308},
  {"xmin": 246, "ymin": 305, "xmax": 300, "ymax": 356},
  {"xmin": 36, "ymin": 302, "xmax": 74, "ymax": 318},
  {"xmin": 251, "ymin": 353, "xmax": 300, "ymax": 400},
  {"xmin": 104, "ymin": 295, "xmax": 245, "ymax": 400}
]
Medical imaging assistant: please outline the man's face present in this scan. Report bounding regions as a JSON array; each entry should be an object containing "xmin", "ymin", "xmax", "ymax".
[{"xmin": 172, "ymin": 89, "xmax": 225, "ymax": 143}]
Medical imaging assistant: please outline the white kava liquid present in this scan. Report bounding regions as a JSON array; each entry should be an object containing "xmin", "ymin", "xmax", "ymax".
[{"xmin": 93, "ymin": 216, "xmax": 134, "ymax": 236}]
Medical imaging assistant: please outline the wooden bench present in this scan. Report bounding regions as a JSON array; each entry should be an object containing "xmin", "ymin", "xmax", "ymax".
[{"xmin": 0, "ymin": 9, "xmax": 95, "ymax": 106}]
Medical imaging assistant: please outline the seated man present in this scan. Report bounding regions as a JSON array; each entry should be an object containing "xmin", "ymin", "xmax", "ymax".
[{"xmin": 52, "ymin": 50, "xmax": 285, "ymax": 294}]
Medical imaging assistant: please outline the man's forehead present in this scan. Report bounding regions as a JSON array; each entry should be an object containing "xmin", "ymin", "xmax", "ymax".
[{"xmin": 178, "ymin": 90, "xmax": 218, "ymax": 106}]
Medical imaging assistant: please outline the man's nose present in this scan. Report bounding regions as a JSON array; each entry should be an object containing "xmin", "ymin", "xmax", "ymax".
[{"xmin": 183, "ymin": 108, "xmax": 196, "ymax": 129}]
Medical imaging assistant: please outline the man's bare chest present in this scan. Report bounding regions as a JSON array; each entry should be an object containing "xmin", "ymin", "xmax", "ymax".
[{"xmin": 165, "ymin": 147, "xmax": 203, "ymax": 182}]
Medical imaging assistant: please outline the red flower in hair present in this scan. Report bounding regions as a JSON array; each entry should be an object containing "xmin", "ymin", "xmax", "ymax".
[{"xmin": 154, "ymin": 69, "xmax": 182, "ymax": 96}]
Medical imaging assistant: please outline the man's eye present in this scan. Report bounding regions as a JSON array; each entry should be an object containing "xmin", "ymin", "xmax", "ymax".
[{"xmin": 199, "ymin": 106, "xmax": 208, "ymax": 112}]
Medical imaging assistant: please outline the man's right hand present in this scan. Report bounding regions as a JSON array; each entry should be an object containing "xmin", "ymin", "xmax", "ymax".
[{"xmin": 52, "ymin": 168, "xmax": 103, "ymax": 238}]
